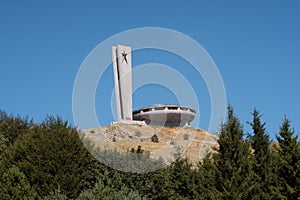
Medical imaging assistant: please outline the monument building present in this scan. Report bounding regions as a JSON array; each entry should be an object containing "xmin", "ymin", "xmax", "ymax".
[
  {"xmin": 112, "ymin": 45, "xmax": 133, "ymax": 121},
  {"xmin": 112, "ymin": 45, "xmax": 195, "ymax": 127}
]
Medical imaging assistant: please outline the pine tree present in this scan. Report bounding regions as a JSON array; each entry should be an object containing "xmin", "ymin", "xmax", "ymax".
[
  {"xmin": 248, "ymin": 108, "xmax": 269, "ymax": 163},
  {"xmin": 212, "ymin": 105, "xmax": 257, "ymax": 199},
  {"xmin": 196, "ymin": 155, "xmax": 221, "ymax": 200},
  {"xmin": 276, "ymin": 117, "xmax": 300, "ymax": 199},
  {"xmin": 247, "ymin": 108, "xmax": 283, "ymax": 199},
  {"xmin": 170, "ymin": 158, "xmax": 196, "ymax": 198},
  {"xmin": 146, "ymin": 168, "xmax": 176, "ymax": 199}
]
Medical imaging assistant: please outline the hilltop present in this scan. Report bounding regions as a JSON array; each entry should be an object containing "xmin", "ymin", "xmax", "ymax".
[{"xmin": 80, "ymin": 123, "xmax": 218, "ymax": 165}]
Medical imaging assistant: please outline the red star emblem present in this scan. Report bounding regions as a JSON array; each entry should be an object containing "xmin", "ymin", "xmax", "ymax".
[{"xmin": 121, "ymin": 51, "xmax": 128, "ymax": 64}]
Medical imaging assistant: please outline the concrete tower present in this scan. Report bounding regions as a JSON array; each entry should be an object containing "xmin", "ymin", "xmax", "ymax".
[{"xmin": 112, "ymin": 45, "xmax": 132, "ymax": 121}]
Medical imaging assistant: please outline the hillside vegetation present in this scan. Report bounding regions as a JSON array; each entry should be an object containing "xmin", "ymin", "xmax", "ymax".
[{"xmin": 0, "ymin": 105, "xmax": 299, "ymax": 199}]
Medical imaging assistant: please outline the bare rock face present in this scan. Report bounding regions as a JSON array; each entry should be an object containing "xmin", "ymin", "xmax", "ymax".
[{"xmin": 80, "ymin": 123, "xmax": 218, "ymax": 165}]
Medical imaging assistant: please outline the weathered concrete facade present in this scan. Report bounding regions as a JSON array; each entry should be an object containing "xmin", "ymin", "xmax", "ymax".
[
  {"xmin": 112, "ymin": 45, "xmax": 132, "ymax": 121},
  {"xmin": 133, "ymin": 104, "xmax": 196, "ymax": 127}
]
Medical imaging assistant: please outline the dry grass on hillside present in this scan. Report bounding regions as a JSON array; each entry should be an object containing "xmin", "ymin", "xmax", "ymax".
[{"xmin": 81, "ymin": 123, "xmax": 219, "ymax": 165}]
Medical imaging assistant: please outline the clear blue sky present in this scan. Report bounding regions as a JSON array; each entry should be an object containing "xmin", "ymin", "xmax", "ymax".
[{"xmin": 1, "ymin": 1, "xmax": 299, "ymax": 140}]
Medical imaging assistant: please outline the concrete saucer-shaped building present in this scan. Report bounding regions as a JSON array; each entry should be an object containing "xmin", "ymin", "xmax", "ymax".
[{"xmin": 133, "ymin": 104, "xmax": 196, "ymax": 127}]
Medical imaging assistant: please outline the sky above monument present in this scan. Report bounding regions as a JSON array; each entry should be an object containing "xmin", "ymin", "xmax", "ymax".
[{"xmin": 0, "ymin": 1, "xmax": 299, "ymax": 140}]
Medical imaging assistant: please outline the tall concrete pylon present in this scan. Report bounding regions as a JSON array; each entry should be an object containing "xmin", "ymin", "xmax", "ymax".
[{"xmin": 112, "ymin": 45, "xmax": 132, "ymax": 121}]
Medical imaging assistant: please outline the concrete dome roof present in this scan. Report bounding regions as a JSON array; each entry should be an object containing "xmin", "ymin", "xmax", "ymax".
[{"xmin": 133, "ymin": 104, "xmax": 196, "ymax": 127}]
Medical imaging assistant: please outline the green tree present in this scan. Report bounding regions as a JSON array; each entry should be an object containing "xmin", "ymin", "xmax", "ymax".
[
  {"xmin": 0, "ymin": 110, "xmax": 33, "ymax": 147},
  {"xmin": 212, "ymin": 105, "xmax": 257, "ymax": 199},
  {"xmin": 0, "ymin": 110, "xmax": 33, "ymax": 163},
  {"xmin": 247, "ymin": 108, "xmax": 280, "ymax": 199},
  {"xmin": 143, "ymin": 168, "xmax": 176, "ymax": 199},
  {"xmin": 42, "ymin": 187, "xmax": 68, "ymax": 200},
  {"xmin": 248, "ymin": 108, "xmax": 270, "ymax": 164},
  {"xmin": 196, "ymin": 155, "xmax": 221, "ymax": 200},
  {"xmin": 0, "ymin": 116, "xmax": 99, "ymax": 198},
  {"xmin": 170, "ymin": 158, "xmax": 197, "ymax": 199},
  {"xmin": 77, "ymin": 181, "xmax": 145, "ymax": 200},
  {"xmin": 276, "ymin": 117, "xmax": 300, "ymax": 199},
  {"xmin": 0, "ymin": 165, "xmax": 37, "ymax": 200},
  {"xmin": 0, "ymin": 133, "xmax": 8, "ymax": 161}
]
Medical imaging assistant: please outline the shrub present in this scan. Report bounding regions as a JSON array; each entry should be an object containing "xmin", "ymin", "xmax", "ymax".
[
  {"xmin": 130, "ymin": 146, "xmax": 144, "ymax": 154},
  {"xmin": 134, "ymin": 131, "xmax": 142, "ymax": 137},
  {"xmin": 136, "ymin": 145, "xmax": 143, "ymax": 154},
  {"xmin": 43, "ymin": 187, "xmax": 68, "ymax": 200},
  {"xmin": 0, "ymin": 165, "xmax": 37, "ymax": 199},
  {"xmin": 77, "ymin": 181, "xmax": 145, "ymax": 200},
  {"xmin": 151, "ymin": 134, "xmax": 159, "ymax": 143},
  {"xmin": 183, "ymin": 134, "xmax": 189, "ymax": 140}
]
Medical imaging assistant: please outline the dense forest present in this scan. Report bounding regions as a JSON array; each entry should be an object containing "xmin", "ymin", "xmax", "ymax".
[{"xmin": 0, "ymin": 105, "xmax": 299, "ymax": 199}]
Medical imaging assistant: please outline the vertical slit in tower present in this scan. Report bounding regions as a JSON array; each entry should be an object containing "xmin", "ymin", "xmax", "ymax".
[{"xmin": 115, "ymin": 50, "xmax": 124, "ymax": 119}]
